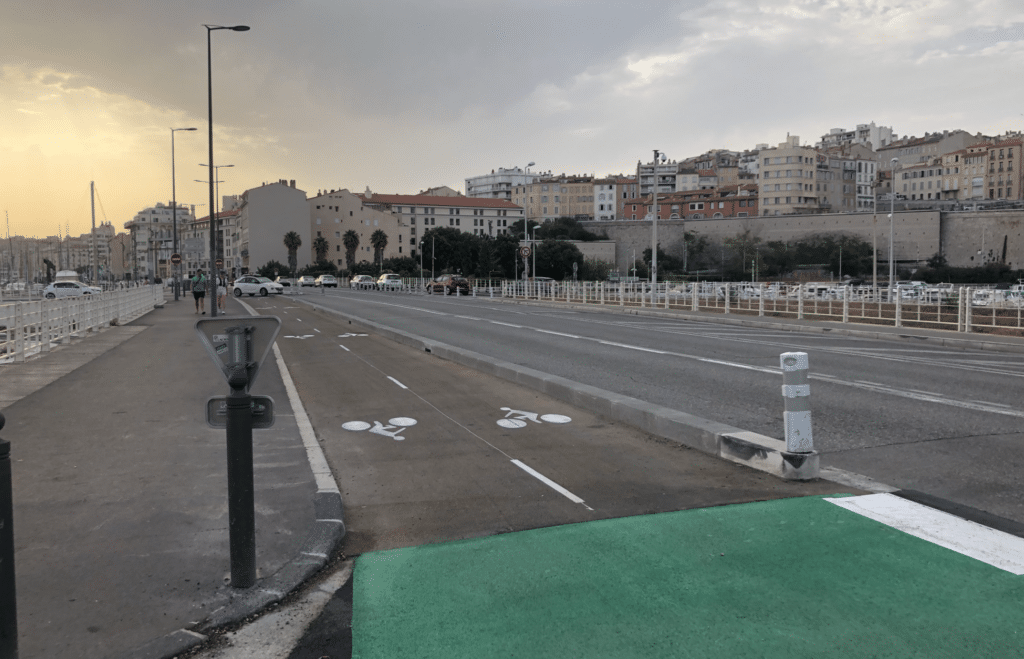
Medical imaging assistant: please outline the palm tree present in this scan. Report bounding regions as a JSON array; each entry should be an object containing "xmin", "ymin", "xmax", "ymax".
[
  {"xmin": 343, "ymin": 230, "xmax": 360, "ymax": 272},
  {"xmin": 313, "ymin": 235, "xmax": 330, "ymax": 263},
  {"xmin": 283, "ymin": 231, "xmax": 302, "ymax": 274},
  {"xmin": 370, "ymin": 229, "xmax": 389, "ymax": 268}
]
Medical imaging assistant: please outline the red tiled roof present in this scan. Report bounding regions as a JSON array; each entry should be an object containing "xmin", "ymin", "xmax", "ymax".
[{"xmin": 359, "ymin": 193, "xmax": 521, "ymax": 209}]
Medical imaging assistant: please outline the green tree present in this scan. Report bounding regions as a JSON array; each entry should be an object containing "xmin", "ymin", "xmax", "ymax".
[
  {"xmin": 257, "ymin": 259, "xmax": 289, "ymax": 279},
  {"xmin": 312, "ymin": 235, "xmax": 330, "ymax": 263},
  {"xmin": 343, "ymin": 230, "xmax": 360, "ymax": 272},
  {"xmin": 535, "ymin": 239, "xmax": 586, "ymax": 280},
  {"xmin": 370, "ymin": 229, "xmax": 389, "ymax": 267},
  {"xmin": 283, "ymin": 231, "xmax": 302, "ymax": 272}
]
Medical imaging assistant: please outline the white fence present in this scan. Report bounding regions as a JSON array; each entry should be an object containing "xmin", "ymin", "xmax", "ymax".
[
  {"xmin": 501, "ymin": 280, "xmax": 1024, "ymax": 336},
  {"xmin": 0, "ymin": 287, "xmax": 164, "ymax": 364}
]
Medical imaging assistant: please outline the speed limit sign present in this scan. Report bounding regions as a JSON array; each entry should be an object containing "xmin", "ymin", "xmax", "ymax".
[{"xmin": 519, "ymin": 246, "xmax": 532, "ymax": 258}]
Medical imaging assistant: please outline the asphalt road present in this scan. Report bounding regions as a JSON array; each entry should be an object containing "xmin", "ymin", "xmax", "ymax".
[{"xmin": 288, "ymin": 287, "xmax": 1024, "ymax": 526}]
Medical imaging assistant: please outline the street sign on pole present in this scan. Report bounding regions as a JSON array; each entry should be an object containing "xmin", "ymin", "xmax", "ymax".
[
  {"xmin": 519, "ymin": 246, "xmax": 531, "ymax": 258},
  {"xmin": 195, "ymin": 317, "xmax": 281, "ymax": 392},
  {"xmin": 206, "ymin": 395, "xmax": 275, "ymax": 429},
  {"xmin": 171, "ymin": 253, "xmax": 182, "ymax": 265}
]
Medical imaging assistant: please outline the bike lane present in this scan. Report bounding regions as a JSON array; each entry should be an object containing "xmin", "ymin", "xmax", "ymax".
[{"xmin": 352, "ymin": 493, "xmax": 1024, "ymax": 658}]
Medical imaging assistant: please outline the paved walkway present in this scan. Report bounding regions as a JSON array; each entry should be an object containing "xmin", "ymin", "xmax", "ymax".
[{"xmin": 0, "ymin": 292, "xmax": 327, "ymax": 659}]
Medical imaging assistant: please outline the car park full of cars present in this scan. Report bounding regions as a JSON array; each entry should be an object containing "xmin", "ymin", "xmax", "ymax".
[
  {"xmin": 232, "ymin": 275, "xmax": 284, "ymax": 297},
  {"xmin": 298, "ymin": 276, "xmax": 316, "ymax": 287},
  {"xmin": 43, "ymin": 281, "xmax": 101, "ymax": 298},
  {"xmin": 376, "ymin": 273, "xmax": 403, "ymax": 290},
  {"xmin": 350, "ymin": 275, "xmax": 375, "ymax": 289},
  {"xmin": 426, "ymin": 274, "xmax": 470, "ymax": 295},
  {"xmin": 315, "ymin": 275, "xmax": 338, "ymax": 288}
]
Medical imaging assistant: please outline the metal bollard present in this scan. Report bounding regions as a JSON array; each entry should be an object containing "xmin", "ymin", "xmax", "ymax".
[
  {"xmin": 0, "ymin": 413, "xmax": 18, "ymax": 658},
  {"xmin": 779, "ymin": 352, "xmax": 813, "ymax": 453}
]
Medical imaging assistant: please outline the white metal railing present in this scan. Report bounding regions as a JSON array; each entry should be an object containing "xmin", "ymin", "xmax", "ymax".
[
  {"xmin": 498, "ymin": 280, "xmax": 1024, "ymax": 336},
  {"xmin": 0, "ymin": 286, "xmax": 163, "ymax": 364}
]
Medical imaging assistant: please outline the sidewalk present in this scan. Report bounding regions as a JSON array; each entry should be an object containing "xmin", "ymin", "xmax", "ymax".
[{"xmin": 0, "ymin": 292, "xmax": 335, "ymax": 659}]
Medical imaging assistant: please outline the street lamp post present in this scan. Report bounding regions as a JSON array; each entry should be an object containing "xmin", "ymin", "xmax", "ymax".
[
  {"xmin": 205, "ymin": 23, "xmax": 249, "ymax": 318},
  {"xmin": 171, "ymin": 127, "xmax": 197, "ymax": 301},
  {"xmin": 889, "ymin": 157, "xmax": 898, "ymax": 300},
  {"xmin": 199, "ymin": 163, "xmax": 234, "ymax": 273},
  {"xmin": 649, "ymin": 150, "xmax": 667, "ymax": 305},
  {"xmin": 532, "ymin": 225, "xmax": 538, "ymax": 283},
  {"xmin": 523, "ymin": 162, "xmax": 535, "ymax": 281}
]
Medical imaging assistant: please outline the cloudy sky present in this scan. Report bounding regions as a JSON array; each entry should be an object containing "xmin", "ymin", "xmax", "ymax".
[{"xmin": 4, "ymin": 0, "xmax": 1024, "ymax": 239}]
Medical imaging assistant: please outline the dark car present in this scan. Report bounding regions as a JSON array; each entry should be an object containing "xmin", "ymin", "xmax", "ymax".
[{"xmin": 426, "ymin": 274, "xmax": 470, "ymax": 295}]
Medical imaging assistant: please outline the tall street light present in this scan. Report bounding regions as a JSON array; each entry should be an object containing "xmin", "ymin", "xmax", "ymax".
[
  {"xmin": 198, "ymin": 163, "xmax": 234, "ymax": 274},
  {"xmin": 205, "ymin": 23, "xmax": 249, "ymax": 318},
  {"xmin": 522, "ymin": 161, "xmax": 535, "ymax": 280},
  {"xmin": 889, "ymin": 157, "xmax": 899, "ymax": 300},
  {"xmin": 650, "ymin": 149, "xmax": 667, "ymax": 305},
  {"xmin": 171, "ymin": 127, "xmax": 197, "ymax": 301}
]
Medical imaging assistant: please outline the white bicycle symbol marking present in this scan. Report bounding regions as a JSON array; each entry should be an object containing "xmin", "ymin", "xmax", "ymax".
[
  {"xmin": 342, "ymin": 417, "xmax": 417, "ymax": 440},
  {"xmin": 496, "ymin": 407, "xmax": 571, "ymax": 429}
]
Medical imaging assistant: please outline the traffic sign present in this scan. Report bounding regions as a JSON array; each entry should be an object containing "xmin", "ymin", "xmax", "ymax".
[
  {"xmin": 171, "ymin": 253, "xmax": 182, "ymax": 265},
  {"xmin": 215, "ymin": 258, "xmax": 224, "ymax": 268},
  {"xmin": 206, "ymin": 395, "xmax": 275, "ymax": 429},
  {"xmin": 519, "ymin": 246, "xmax": 532, "ymax": 258},
  {"xmin": 195, "ymin": 316, "xmax": 282, "ymax": 392}
]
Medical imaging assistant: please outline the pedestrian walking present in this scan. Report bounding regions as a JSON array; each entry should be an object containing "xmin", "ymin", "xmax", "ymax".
[
  {"xmin": 191, "ymin": 269, "xmax": 207, "ymax": 314},
  {"xmin": 217, "ymin": 271, "xmax": 228, "ymax": 312}
]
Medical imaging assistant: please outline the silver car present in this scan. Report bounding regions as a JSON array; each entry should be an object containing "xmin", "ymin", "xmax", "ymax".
[
  {"xmin": 43, "ymin": 281, "xmax": 100, "ymax": 299},
  {"xmin": 232, "ymin": 275, "xmax": 284, "ymax": 297}
]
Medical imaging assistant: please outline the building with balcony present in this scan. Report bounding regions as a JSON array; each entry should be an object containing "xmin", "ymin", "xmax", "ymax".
[
  {"xmin": 465, "ymin": 167, "xmax": 547, "ymax": 201},
  {"xmin": 818, "ymin": 122, "xmax": 895, "ymax": 150},
  {"xmin": 124, "ymin": 202, "xmax": 196, "ymax": 281},
  {"xmin": 758, "ymin": 136, "xmax": 820, "ymax": 216}
]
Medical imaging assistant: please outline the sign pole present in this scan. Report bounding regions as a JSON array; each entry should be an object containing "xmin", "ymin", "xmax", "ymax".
[{"xmin": 225, "ymin": 325, "xmax": 255, "ymax": 588}]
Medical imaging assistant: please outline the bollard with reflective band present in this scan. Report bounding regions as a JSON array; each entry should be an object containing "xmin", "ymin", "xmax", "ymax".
[
  {"xmin": 780, "ymin": 352, "xmax": 813, "ymax": 453},
  {"xmin": 0, "ymin": 413, "xmax": 18, "ymax": 659}
]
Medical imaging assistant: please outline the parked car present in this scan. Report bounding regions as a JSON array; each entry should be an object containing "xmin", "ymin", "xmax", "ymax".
[
  {"xmin": 315, "ymin": 275, "xmax": 338, "ymax": 288},
  {"xmin": 275, "ymin": 277, "xmax": 294, "ymax": 287},
  {"xmin": 232, "ymin": 275, "xmax": 284, "ymax": 297},
  {"xmin": 377, "ymin": 273, "xmax": 403, "ymax": 290},
  {"xmin": 298, "ymin": 276, "xmax": 316, "ymax": 287},
  {"xmin": 43, "ymin": 281, "xmax": 101, "ymax": 299},
  {"xmin": 350, "ymin": 275, "xmax": 375, "ymax": 289},
  {"xmin": 426, "ymin": 274, "xmax": 470, "ymax": 295}
]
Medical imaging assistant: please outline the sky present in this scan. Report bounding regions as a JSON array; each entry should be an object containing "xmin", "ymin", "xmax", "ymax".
[{"xmin": 4, "ymin": 0, "xmax": 1024, "ymax": 239}]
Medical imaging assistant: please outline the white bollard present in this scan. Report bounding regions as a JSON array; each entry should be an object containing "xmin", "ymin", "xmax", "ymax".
[{"xmin": 780, "ymin": 352, "xmax": 813, "ymax": 453}]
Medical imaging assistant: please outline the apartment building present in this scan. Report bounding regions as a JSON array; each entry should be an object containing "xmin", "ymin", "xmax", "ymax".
[
  {"xmin": 124, "ymin": 202, "xmax": 196, "ymax": 281},
  {"xmin": 186, "ymin": 209, "xmax": 240, "ymax": 277},
  {"xmin": 360, "ymin": 191, "xmax": 523, "ymax": 250},
  {"xmin": 310, "ymin": 189, "xmax": 406, "ymax": 267},
  {"xmin": 758, "ymin": 136, "xmax": 820, "ymax": 216},
  {"xmin": 898, "ymin": 158, "xmax": 944, "ymax": 202},
  {"xmin": 983, "ymin": 138, "xmax": 1023, "ymax": 200},
  {"xmin": 878, "ymin": 130, "xmax": 986, "ymax": 171},
  {"xmin": 234, "ymin": 180, "xmax": 310, "ymax": 275},
  {"xmin": 637, "ymin": 159, "xmax": 678, "ymax": 198},
  {"xmin": 818, "ymin": 122, "xmax": 895, "ymax": 150},
  {"xmin": 627, "ymin": 184, "xmax": 758, "ymax": 221},
  {"xmin": 465, "ymin": 167, "xmax": 546, "ymax": 201},
  {"xmin": 512, "ymin": 175, "xmax": 595, "ymax": 222}
]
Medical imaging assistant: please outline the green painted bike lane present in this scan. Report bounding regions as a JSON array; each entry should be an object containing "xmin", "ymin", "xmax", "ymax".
[{"xmin": 351, "ymin": 494, "xmax": 1024, "ymax": 658}]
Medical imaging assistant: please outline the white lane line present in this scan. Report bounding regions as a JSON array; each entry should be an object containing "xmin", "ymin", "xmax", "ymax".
[
  {"xmin": 973, "ymin": 400, "xmax": 1011, "ymax": 408},
  {"xmin": 314, "ymin": 328, "xmax": 321, "ymax": 333},
  {"xmin": 490, "ymin": 321, "xmax": 523, "ymax": 328},
  {"xmin": 338, "ymin": 344, "xmax": 350, "ymax": 352},
  {"xmin": 455, "ymin": 315, "xmax": 482, "ymax": 321},
  {"xmin": 695, "ymin": 357, "xmax": 777, "ymax": 374},
  {"xmin": 511, "ymin": 459, "xmax": 592, "ymax": 510},
  {"xmin": 825, "ymin": 493, "xmax": 1024, "ymax": 575},
  {"xmin": 237, "ymin": 298, "xmax": 339, "ymax": 495},
  {"xmin": 599, "ymin": 340, "xmax": 667, "ymax": 355},
  {"xmin": 537, "ymin": 329, "xmax": 581, "ymax": 339},
  {"xmin": 387, "ymin": 376, "xmax": 408, "ymax": 389}
]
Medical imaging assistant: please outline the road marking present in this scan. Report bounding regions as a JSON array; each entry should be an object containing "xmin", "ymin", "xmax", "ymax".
[
  {"xmin": 826, "ymin": 493, "xmax": 1024, "ymax": 575},
  {"xmin": 314, "ymin": 328, "xmax": 321, "ymax": 333},
  {"xmin": 455, "ymin": 315, "xmax": 482, "ymax": 321},
  {"xmin": 387, "ymin": 376, "xmax": 408, "ymax": 389},
  {"xmin": 511, "ymin": 459, "xmax": 591, "ymax": 510},
  {"xmin": 490, "ymin": 321, "xmax": 523, "ymax": 328},
  {"xmin": 537, "ymin": 329, "xmax": 581, "ymax": 338},
  {"xmin": 598, "ymin": 340, "xmax": 666, "ymax": 355},
  {"xmin": 338, "ymin": 344, "xmax": 350, "ymax": 352}
]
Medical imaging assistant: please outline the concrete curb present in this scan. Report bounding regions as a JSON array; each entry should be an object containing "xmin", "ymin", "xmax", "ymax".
[
  {"xmin": 112, "ymin": 491, "xmax": 345, "ymax": 659},
  {"xmin": 302, "ymin": 299, "xmax": 819, "ymax": 481},
  {"xmin": 489, "ymin": 297, "xmax": 1024, "ymax": 354}
]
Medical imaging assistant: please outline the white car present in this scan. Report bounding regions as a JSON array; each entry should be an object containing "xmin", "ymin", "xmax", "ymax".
[
  {"xmin": 376, "ymin": 273, "xmax": 403, "ymax": 290},
  {"xmin": 350, "ymin": 275, "xmax": 375, "ymax": 289},
  {"xmin": 43, "ymin": 281, "xmax": 101, "ymax": 299},
  {"xmin": 232, "ymin": 275, "xmax": 284, "ymax": 297},
  {"xmin": 315, "ymin": 275, "xmax": 338, "ymax": 288},
  {"xmin": 298, "ymin": 276, "xmax": 316, "ymax": 287}
]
